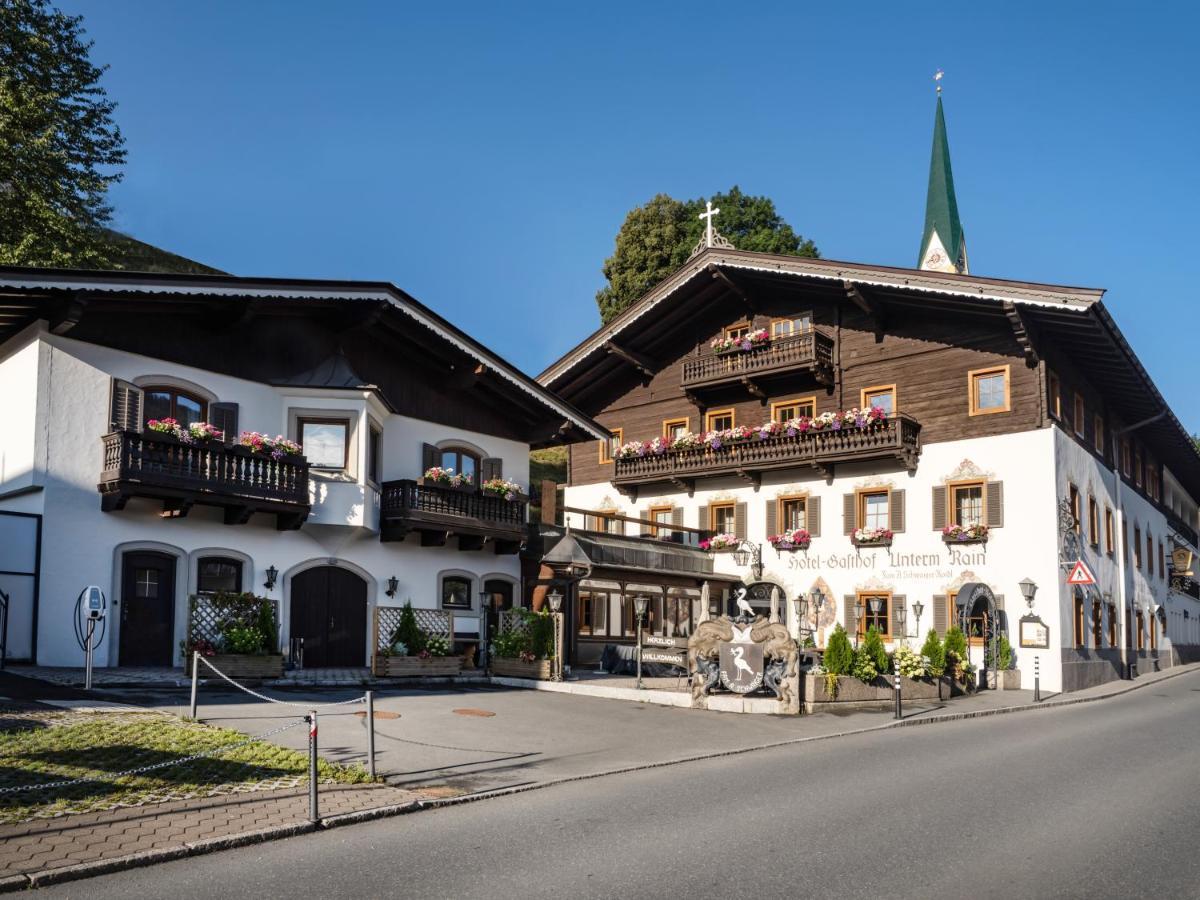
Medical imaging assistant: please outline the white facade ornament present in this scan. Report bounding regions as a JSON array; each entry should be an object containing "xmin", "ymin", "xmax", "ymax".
[{"xmin": 943, "ymin": 458, "xmax": 994, "ymax": 484}]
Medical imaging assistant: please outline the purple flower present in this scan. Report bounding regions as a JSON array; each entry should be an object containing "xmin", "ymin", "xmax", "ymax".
[
  {"xmin": 711, "ymin": 439, "xmax": 722, "ymax": 450},
  {"xmin": 786, "ymin": 427, "xmax": 797, "ymax": 437},
  {"xmin": 831, "ymin": 420, "xmax": 842, "ymax": 430}
]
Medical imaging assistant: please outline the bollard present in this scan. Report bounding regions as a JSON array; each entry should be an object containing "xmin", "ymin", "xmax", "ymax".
[
  {"xmin": 894, "ymin": 665, "xmax": 902, "ymax": 720},
  {"xmin": 365, "ymin": 691, "xmax": 376, "ymax": 780},
  {"xmin": 1034, "ymin": 656, "xmax": 1041, "ymax": 703},
  {"xmin": 189, "ymin": 651, "xmax": 200, "ymax": 720},
  {"xmin": 308, "ymin": 710, "xmax": 319, "ymax": 823}
]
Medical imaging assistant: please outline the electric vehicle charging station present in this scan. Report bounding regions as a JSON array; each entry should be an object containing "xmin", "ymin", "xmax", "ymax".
[{"xmin": 74, "ymin": 585, "xmax": 107, "ymax": 689}]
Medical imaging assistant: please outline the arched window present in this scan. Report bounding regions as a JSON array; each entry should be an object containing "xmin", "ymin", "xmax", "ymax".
[
  {"xmin": 197, "ymin": 556, "xmax": 243, "ymax": 596},
  {"xmin": 440, "ymin": 447, "xmax": 480, "ymax": 486},
  {"xmin": 441, "ymin": 573, "xmax": 473, "ymax": 610},
  {"xmin": 144, "ymin": 385, "xmax": 208, "ymax": 429}
]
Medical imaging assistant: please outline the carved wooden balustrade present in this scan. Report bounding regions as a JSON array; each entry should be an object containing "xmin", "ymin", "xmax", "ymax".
[
  {"xmin": 681, "ymin": 330, "xmax": 835, "ymax": 393},
  {"xmin": 99, "ymin": 430, "xmax": 311, "ymax": 529},
  {"xmin": 612, "ymin": 415, "xmax": 921, "ymax": 497},
  {"xmin": 380, "ymin": 479, "xmax": 527, "ymax": 551}
]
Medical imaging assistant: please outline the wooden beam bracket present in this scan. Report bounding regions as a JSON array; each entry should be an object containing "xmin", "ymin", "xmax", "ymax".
[
  {"xmin": 667, "ymin": 476, "xmax": 696, "ymax": 498},
  {"xmin": 844, "ymin": 280, "xmax": 885, "ymax": 342},
  {"xmin": 1003, "ymin": 300, "xmax": 1040, "ymax": 368},
  {"xmin": 740, "ymin": 376, "xmax": 767, "ymax": 404},
  {"xmin": 708, "ymin": 264, "xmax": 756, "ymax": 315},
  {"xmin": 604, "ymin": 340, "xmax": 656, "ymax": 379},
  {"xmin": 734, "ymin": 468, "xmax": 762, "ymax": 491}
]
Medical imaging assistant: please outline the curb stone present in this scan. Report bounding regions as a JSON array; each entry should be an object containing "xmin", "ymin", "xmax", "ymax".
[{"xmin": 3, "ymin": 663, "xmax": 1195, "ymax": 891}]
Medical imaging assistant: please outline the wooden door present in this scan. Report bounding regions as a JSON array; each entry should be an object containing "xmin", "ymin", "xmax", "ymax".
[
  {"xmin": 119, "ymin": 552, "xmax": 176, "ymax": 666},
  {"xmin": 290, "ymin": 566, "xmax": 367, "ymax": 667}
]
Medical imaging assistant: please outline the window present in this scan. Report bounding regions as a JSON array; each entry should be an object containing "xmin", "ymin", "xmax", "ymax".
[
  {"xmin": 649, "ymin": 505, "xmax": 674, "ymax": 539},
  {"xmin": 598, "ymin": 428, "xmax": 622, "ymax": 465},
  {"xmin": 857, "ymin": 592, "xmax": 891, "ymax": 639},
  {"xmin": 1149, "ymin": 614, "xmax": 1157, "ymax": 651},
  {"xmin": 1123, "ymin": 520, "xmax": 1129, "ymax": 565},
  {"xmin": 586, "ymin": 509, "xmax": 621, "ymax": 534},
  {"xmin": 709, "ymin": 501, "xmax": 736, "ymax": 535},
  {"xmin": 367, "ymin": 424, "xmax": 382, "ymax": 484},
  {"xmin": 1134, "ymin": 445, "xmax": 1143, "ymax": 487},
  {"xmin": 1073, "ymin": 592, "xmax": 1084, "ymax": 648},
  {"xmin": 1159, "ymin": 540, "xmax": 1165, "ymax": 580},
  {"xmin": 439, "ymin": 446, "xmax": 479, "ymax": 486},
  {"xmin": 770, "ymin": 314, "xmax": 812, "ymax": 337},
  {"xmin": 1093, "ymin": 414, "xmax": 1105, "ymax": 454},
  {"xmin": 1073, "ymin": 394, "xmax": 1086, "ymax": 438},
  {"xmin": 1107, "ymin": 605, "xmax": 1118, "ymax": 647},
  {"xmin": 705, "ymin": 409, "xmax": 735, "ymax": 432},
  {"xmin": 1047, "ymin": 371, "xmax": 1062, "ymax": 419},
  {"xmin": 771, "ymin": 397, "xmax": 816, "ymax": 423},
  {"xmin": 1134, "ymin": 525, "xmax": 1142, "ymax": 570},
  {"xmin": 1088, "ymin": 496, "xmax": 1100, "ymax": 549},
  {"xmin": 1136, "ymin": 612, "xmax": 1145, "ymax": 651},
  {"xmin": 859, "ymin": 490, "xmax": 890, "ymax": 531},
  {"xmin": 778, "ymin": 495, "xmax": 807, "ymax": 532},
  {"xmin": 1068, "ymin": 484, "xmax": 1081, "ymax": 534},
  {"xmin": 577, "ymin": 589, "xmax": 609, "ymax": 637},
  {"xmin": 441, "ymin": 574, "xmax": 472, "ymax": 610},
  {"xmin": 1121, "ymin": 438, "xmax": 1131, "ymax": 477},
  {"xmin": 197, "ymin": 557, "xmax": 242, "ymax": 596},
  {"xmin": 951, "ymin": 481, "xmax": 985, "ymax": 528},
  {"xmin": 1105, "ymin": 507, "xmax": 1115, "ymax": 556},
  {"xmin": 969, "ymin": 366, "xmax": 1010, "ymax": 415},
  {"xmin": 662, "ymin": 418, "xmax": 690, "ymax": 442},
  {"xmin": 861, "ymin": 385, "xmax": 896, "ymax": 416},
  {"xmin": 298, "ymin": 417, "xmax": 350, "ymax": 470},
  {"xmin": 143, "ymin": 385, "xmax": 207, "ymax": 429},
  {"xmin": 1092, "ymin": 599, "xmax": 1103, "ymax": 649},
  {"xmin": 724, "ymin": 322, "xmax": 750, "ymax": 341},
  {"xmin": 623, "ymin": 593, "xmax": 660, "ymax": 637},
  {"xmin": 1147, "ymin": 532, "xmax": 1154, "ymax": 577}
]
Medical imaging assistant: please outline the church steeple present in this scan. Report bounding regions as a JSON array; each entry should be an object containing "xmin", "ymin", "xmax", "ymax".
[{"xmin": 918, "ymin": 82, "xmax": 968, "ymax": 274}]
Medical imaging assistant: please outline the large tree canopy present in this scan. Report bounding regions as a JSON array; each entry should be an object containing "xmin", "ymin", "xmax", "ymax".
[
  {"xmin": 595, "ymin": 186, "xmax": 818, "ymax": 324},
  {"xmin": 0, "ymin": 0, "xmax": 125, "ymax": 267}
]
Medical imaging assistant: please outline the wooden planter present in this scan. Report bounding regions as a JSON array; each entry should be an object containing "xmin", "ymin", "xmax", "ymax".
[
  {"xmin": 188, "ymin": 654, "xmax": 284, "ymax": 680},
  {"xmin": 372, "ymin": 655, "xmax": 464, "ymax": 677},
  {"xmin": 491, "ymin": 657, "xmax": 554, "ymax": 680}
]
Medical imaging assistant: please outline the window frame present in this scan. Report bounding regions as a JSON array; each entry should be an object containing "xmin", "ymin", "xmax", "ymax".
[
  {"xmin": 648, "ymin": 504, "xmax": 674, "ymax": 539},
  {"xmin": 860, "ymin": 384, "xmax": 897, "ymax": 416},
  {"xmin": 770, "ymin": 397, "xmax": 816, "ymax": 423},
  {"xmin": 1047, "ymin": 370, "xmax": 1062, "ymax": 420},
  {"xmin": 856, "ymin": 591, "xmax": 892, "ymax": 640},
  {"xmin": 769, "ymin": 313, "xmax": 813, "ymax": 338},
  {"xmin": 705, "ymin": 408, "xmax": 735, "ymax": 432},
  {"xmin": 968, "ymin": 365, "xmax": 1011, "ymax": 416},
  {"xmin": 598, "ymin": 427, "xmax": 622, "ymax": 465},
  {"xmin": 724, "ymin": 321, "xmax": 751, "ymax": 341},
  {"xmin": 949, "ymin": 479, "xmax": 986, "ymax": 529},
  {"xmin": 1092, "ymin": 599, "xmax": 1103, "ymax": 649},
  {"xmin": 708, "ymin": 500, "xmax": 736, "ymax": 535},
  {"xmin": 438, "ymin": 445, "xmax": 481, "ymax": 486},
  {"xmin": 366, "ymin": 422, "xmax": 382, "ymax": 486},
  {"xmin": 1107, "ymin": 604, "xmax": 1118, "ymax": 647},
  {"xmin": 576, "ymin": 588, "xmax": 610, "ymax": 637},
  {"xmin": 776, "ymin": 494, "xmax": 808, "ymax": 533},
  {"xmin": 662, "ymin": 418, "xmax": 690, "ymax": 442},
  {"xmin": 857, "ymin": 488, "xmax": 891, "ymax": 532},
  {"xmin": 440, "ymin": 573, "xmax": 474, "ymax": 611},
  {"xmin": 1073, "ymin": 592, "xmax": 1085, "ymax": 648},
  {"xmin": 1068, "ymin": 483, "xmax": 1082, "ymax": 535},
  {"xmin": 196, "ymin": 556, "xmax": 244, "ymax": 597},
  {"xmin": 142, "ymin": 384, "xmax": 209, "ymax": 428},
  {"xmin": 1134, "ymin": 525, "xmax": 1142, "ymax": 570},
  {"xmin": 1072, "ymin": 393, "xmax": 1086, "ymax": 438},
  {"xmin": 1093, "ymin": 414, "xmax": 1105, "ymax": 455},
  {"xmin": 586, "ymin": 508, "xmax": 621, "ymax": 534},
  {"xmin": 1136, "ymin": 611, "xmax": 1145, "ymax": 651},
  {"xmin": 297, "ymin": 416, "xmax": 352, "ymax": 471},
  {"xmin": 1088, "ymin": 495, "xmax": 1100, "ymax": 549},
  {"xmin": 1105, "ymin": 507, "xmax": 1115, "ymax": 557}
]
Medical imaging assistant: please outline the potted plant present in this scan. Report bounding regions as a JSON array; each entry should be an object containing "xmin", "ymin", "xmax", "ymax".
[
  {"xmin": 420, "ymin": 466, "xmax": 474, "ymax": 491},
  {"xmin": 184, "ymin": 592, "xmax": 284, "ymax": 679},
  {"xmin": 373, "ymin": 601, "xmax": 463, "ymax": 676},
  {"xmin": 985, "ymin": 633, "xmax": 1021, "ymax": 689},
  {"xmin": 700, "ymin": 533, "xmax": 740, "ymax": 552},
  {"xmin": 490, "ymin": 608, "xmax": 555, "ymax": 679},
  {"xmin": 709, "ymin": 328, "xmax": 769, "ymax": 355},
  {"xmin": 238, "ymin": 431, "xmax": 302, "ymax": 460},
  {"xmin": 480, "ymin": 476, "xmax": 526, "ymax": 501},
  {"xmin": 853, "ymin": 526, "xmax": 893, "ymax": 548},
  {"xmin": 942, "ymin": 523, "xmax": 989, "ymax": 545},
  {"xmin": 921, "ymin": 629, "xmax": 948, "ymax": 698},
  {"xmin": 768, "ymin": 528, "xmax": 811, "ymax": 552}
]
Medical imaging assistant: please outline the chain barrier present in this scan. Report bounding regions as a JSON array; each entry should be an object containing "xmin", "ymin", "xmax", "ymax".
[
  {"xmin": 0, "ymin": 718, "xmax": 306, "ymax": 797},
  {"xmin": 197, "ymin": 656, "xmax": 366, "ymax": 710}
]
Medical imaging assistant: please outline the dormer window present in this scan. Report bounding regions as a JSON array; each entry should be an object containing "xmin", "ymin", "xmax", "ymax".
[{"xmin": 144, "ymin": 385, "xmax": 207, "ymax": 429}]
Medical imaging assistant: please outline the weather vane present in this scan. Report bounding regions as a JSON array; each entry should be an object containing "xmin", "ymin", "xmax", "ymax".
[{"xmin": 934, "ymin": 69, "xmax": 944, "ymax": 95}]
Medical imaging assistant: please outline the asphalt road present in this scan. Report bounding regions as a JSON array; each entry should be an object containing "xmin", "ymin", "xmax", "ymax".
[{"xmin": 44, "ymin": 670, "xmax": 1200, "ymax": 900}]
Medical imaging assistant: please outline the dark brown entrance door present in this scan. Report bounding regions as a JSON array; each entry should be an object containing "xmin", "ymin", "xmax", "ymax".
[
  {"xmin": 119, "ymin": 551, "xmax": 176, "ymax": 666},
  {"xmin": 290, "ymin": 566, "xmax": 367, "ymax": 667}
]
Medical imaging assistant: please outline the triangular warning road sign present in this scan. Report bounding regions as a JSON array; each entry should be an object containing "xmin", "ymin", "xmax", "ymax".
[{"xmin": 1066, "ymin": 560, "xmax": 1096, "ymax": 586}]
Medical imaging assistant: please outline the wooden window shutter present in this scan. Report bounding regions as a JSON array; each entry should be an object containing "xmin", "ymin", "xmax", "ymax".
[
  {"xmin": 986, "ymin": 481, "xmax": 1004, "ymax": 528},
  {"xmin": 108, "ymin": 378, "xmax": 143, "ymax": 432},
  {"xmin": 209, "ymin": 402, "xmax": 239, "ymax": 443},
  {"xmin": 421, "ymin": 443, "xmax": 440, "ymax": 473},
  {"xmin": 890, "ymin": 489, "xmax": 906, "ymax": 533},
  {"xmin": 734, "ymin": 502, "xmax": 747, "ymax": 540},
  {"xmin": 892, "ymin": 595, "xmax": 906, "ymax": 639},
  {"xmin": 843, "ymin": 595, "xmax": 856, "ymax": 633},
  {"xmin": 639, "ymin": 508, "xmax": 652, "ymax": 537},
  {"xmin": 932, "ymin": 595, "xmax": 948, "ymax": 636},
  {"xmin": 806, "ymin": 496, "xmax": 821, "ymax": 537},
  {"xmin": 932, "ymin": 485, "xmax": 947, "ymax": 531},
  {"xmin": 843, "ymin": 493, "xmax": 857, "ymax": 535},
  {"xmin": 765, "ymin": 499, "xmax": 778, "ymax": 537},
  {"xmin": 481, "ymin": 457, "xmax": 503, "ymax": 482}
]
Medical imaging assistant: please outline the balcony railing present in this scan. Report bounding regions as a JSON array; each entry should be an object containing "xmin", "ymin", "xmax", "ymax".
[
  {"xmin": 380, "ymin": 479, "xmax": 527, "ymax": 549},
  {"xmin": 99, "ymin": 430, "xmax": 311, "ymax": 529},
  {"xmin": 1166, "ymin": 511, "xmax": 1199, "ymax": 551},
  {"xmin": 681, "ymin": 330, "xmax": 835, "ymax": 391},
  {"xmin": 612, "ymin": 415, "xmax": 921, "ymax": 495}
]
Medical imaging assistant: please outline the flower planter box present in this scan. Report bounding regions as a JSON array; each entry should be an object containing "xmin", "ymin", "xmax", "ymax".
[
  {"xmin": 770, "ymin": 543, "xmax": 811, "ymax": 553},
  {"xmin": 991, "ymin": 669, "xmax": 1022, "ymax": 690},
  {"xmin": 373, "ymin": 655, "xmax": 464, "ymax": 677},
  {"xmin": 803, "ymin": 673, "xmax": 950, "ymax": 712},
  {"xmin": 491, "ymin": 657, "xmax": 554, "ymax": 680},
  {"xmin": 942, "ymin": 536, "xmax": 988, "ymax": 546},
  {"xmin": 417, "ymin": 477, "xmax": 475, "ymax": 493},
  {"xmin": 852, "ymin": 539, "xmax": 893, "ymax": 549},
  {"xmin": 187, "ymin": 653, "xmax": 284, "ymax": 680}
]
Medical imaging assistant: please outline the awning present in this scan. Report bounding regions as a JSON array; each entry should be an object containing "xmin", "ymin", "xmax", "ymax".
[{"xmin": 541, "ymin": 530, "xmax": 742, "ymax": 583}]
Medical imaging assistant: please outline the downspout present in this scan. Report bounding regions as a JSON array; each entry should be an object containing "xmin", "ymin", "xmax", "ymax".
[{"xmin": 1112, "ymin": 409, "xmax": 1168, "ymax": 679}]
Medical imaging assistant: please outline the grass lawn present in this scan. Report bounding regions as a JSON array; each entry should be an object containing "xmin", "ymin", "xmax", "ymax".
[{"xmin": 0, "ymin": 710, "xmax": 370, "ymax": 824}]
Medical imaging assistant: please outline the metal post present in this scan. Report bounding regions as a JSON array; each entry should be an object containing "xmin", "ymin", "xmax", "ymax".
[
  {"xmin": 365, "ymin": 691, "xmax": 376, "ymax": 780},
  {"xmin": 189, "ymin": 651, "xmax": 200, "ymax": 719},
  {"xmin": 84, "ymin": 618, "xmax": 95, "ymax": 691},
  {"xmin": 307, "ymin": 710, "xmax": 319, "ymax": 823},
  {"xmin": 1034, "ymin": 655, "xmax": 1041, "ymax": 703},
  {"xmin": 894, "ymin": 661, "xmax": 902, "ymax": 719},
  {"xmin": 636, "ymin": 613, "xmax": 644, "ymax": 690}
]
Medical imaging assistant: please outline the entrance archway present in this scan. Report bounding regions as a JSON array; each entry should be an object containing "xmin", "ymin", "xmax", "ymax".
[{"xmin": 290, "ymin": 566, "xmax": 368, "ymax": 667}]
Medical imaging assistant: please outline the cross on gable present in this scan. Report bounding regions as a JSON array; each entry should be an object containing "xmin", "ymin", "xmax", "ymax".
[{"xmin": 699, "ymin": 201, "xmax": 720, "ymax": 248}]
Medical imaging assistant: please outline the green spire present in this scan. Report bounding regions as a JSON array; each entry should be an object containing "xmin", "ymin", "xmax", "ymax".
[{"xmin": 918, "ymin": 95, "xmax": 968, "ymax": 273}]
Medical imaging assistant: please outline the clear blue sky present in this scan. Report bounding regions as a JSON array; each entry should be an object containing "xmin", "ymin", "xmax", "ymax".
[{"xmin": 75, "ymin": 1, "xmax": 1199, "ymax": 430}]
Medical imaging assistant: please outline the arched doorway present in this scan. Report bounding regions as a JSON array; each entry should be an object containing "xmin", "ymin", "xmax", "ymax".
[
  {"xmin": 290, "ymin": 566, "xmax": 368, "ymax": 667},
  {"xmin": 119, "ymin": 551, "xmax": 177, "ymax": 666}
]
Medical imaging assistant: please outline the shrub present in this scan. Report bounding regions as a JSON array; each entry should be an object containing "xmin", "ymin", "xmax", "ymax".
[
  {"xmin": 851, "ymin": 643, "xmax": 879, "ymax": 684},
  {"xmin": 861, "ymin": 626, "xmax": 888, "ymax": 674},
  {"xmin": 424, "ymin": 634, "xmax": 451, "ymax": 657},
  {"xmin": 921, "ymin": 629, "xmax": 946, "ymax": 677},
  {"xmin": 893, "ymin": 644, "xmax": 928, "ymax": 678},
  {"xmin": 492, "ymin": 608, "xmax": 557, "ymax": 660},
  {"xmin": 824, "ymin": 624, "xmax": 853, "ymax": 676},
  {"xmin": 389, "ymin": 601, "xmax": 426, "ymax": 655},
  {"xmin": 943, "ymin": 625, "xmax": 968, "ymax": 663},
  {"xmin": 998, "ymin": 633, "xmax": 1014, "ymax": 670}
]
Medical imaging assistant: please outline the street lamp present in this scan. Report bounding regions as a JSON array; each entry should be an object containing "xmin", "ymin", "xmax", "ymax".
[
  {"xmin": 547, "ymin": 589, "xmax": 564, "ymax": 682},
  {"xmin": 1019, "ymin": 577, "xmax": 1038, "ymax": 612},
  {"xmin": 867, "ymin": 596, "xmax": 882, "ymax": 638},
  {"xmin": 263, "ymin": 565, "xmax": 278, "ymax": 592},
  {"xmin": 896, "ymin": 604, "xmax": 908, "ymax": 645},
  {"xmin": 729, "ymin": 542, "xmax": 764, "ymax": 580},
  {"xmin": 912, "ymin": 600, "xmax": 925, "ymax": 640},
  {"xmin": 385, "ymin": 576, "xmax": 399, "ymax": 598},
  {"xmin": 634, "ymin": 595, "xmax": 650, "ymax": 689},
  {"xmin": 853, "ymin": 600, "xmax": 864, "ymax": 647},
  {"xmin": 477, "ymin": 589, "xmax": 492, "ymax": 672}
]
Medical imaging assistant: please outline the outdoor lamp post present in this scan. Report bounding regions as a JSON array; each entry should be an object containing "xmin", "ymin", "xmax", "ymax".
[
  {"xmin": 1019, "ymin": 577, "xmax": 1038, "ymax": 612},
  {"xmin": 263, "ymin": 565, "xmax": 278, "ymax": 592},
  {"xmin": 634, "ymin": 595, "xmax": 650, "ymax": 690},
  {"xmin": 478, "ymin": 589, "xmax": 491, "ymax": 671},
  {"xmin": 791, "ymin": 594, "xmax": 806, "ymax": 640},
  {"xmin": 853, "ymin": 601, "xmax": 864, "ymax": 647},
  {"xmin": 730, "ymin": 542, "xmax": 764, "ymax": 580},
  {"xmin": 896, "ymin": 604, "xmax": 908, "ymax": 645},
  {"xmin": 385, "ymin": 576, "xmax": 399, "ymax": 598},
  {"xmin": 912, "ymin": 600, "xmax": 925, "ymax": 640},
  {"xmin": 867, "ymin": 597, "xmax": 882, "ymax": 638},
  {"xmin": 547, "ymin": 589, "xmax": 564, "ymax": 682}
]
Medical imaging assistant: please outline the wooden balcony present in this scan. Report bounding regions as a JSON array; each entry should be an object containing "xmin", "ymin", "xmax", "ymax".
[
  {"xmin": 99, "ymin": 431, "xmax": 311, "ymax": 530},
  {"xmin": 612, "ymin": 415, "xmax": 922, "ymax": 498},
  {"xmin": 380, "ymin": 479, "xmax": 527, "ymax": 553},
  {"xmin": 681, "ymin": 330, "xmax": 835, "ymax": 396}
]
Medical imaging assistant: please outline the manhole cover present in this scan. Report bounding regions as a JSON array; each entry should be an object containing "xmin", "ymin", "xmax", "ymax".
[
  {"xmin": 452, "ymin": 708, "xmax": 496, "ymax": 717},
  {"xmin": 354, "ymin": 710, "xmax": 401, "ymax": 720}
]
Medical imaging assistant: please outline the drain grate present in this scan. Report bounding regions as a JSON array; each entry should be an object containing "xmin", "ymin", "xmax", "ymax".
[
  {"xmin": 354, "ymin": 710, "xmax": 401, "ymax": 719},
  {"xmin": 452, "ymin": 708, "xmax": 496, "ymax": 718}
]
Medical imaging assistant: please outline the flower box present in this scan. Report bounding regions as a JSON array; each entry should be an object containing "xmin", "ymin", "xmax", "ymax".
[
  {"xmin": 373, "ymin": 655, "xmax": 464, "ymax": 677},
  {"xmin": 710, "ymin": 329, "xmax": 770, "ymax": 355},
  {"xmin": 187, "ymin": 653, "xmax": 284, "ymax": 680},
  {"xmin": 852, "ymin": 537, "xmax": 893, "ymax": 549},
  {"xmin": 803, "ymin": 673, "xmax": 950, "ymax": 712},
  {"xmin": 700, "ymin": 533, "xmax": 740, "ymax": 552},
  {"xmin": 769, "ymin": 529, "xmax": 811, "ymax": 552},
  {"xmin": 942, "ymin": 524, "xmax": 989, "ymax": 545},
  {"xmin": 491, "ymin": 657, "xmax": 554, "ymax": 680}
]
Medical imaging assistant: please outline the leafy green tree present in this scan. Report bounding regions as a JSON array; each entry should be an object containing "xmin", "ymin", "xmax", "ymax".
[
  {"xmin": 921, "ymin": 629, "xmax": 946, "ymax": 677},
  {"xmin": 0, "ymin": 0, "xmax": 125, "ymax": 267},
  {"xmin": 861, "ymin": 626, "xmax": 889, "ymax": 673},
  {"xmin": 823, "ymin": 623, "xmax": 853, "ymax": 675},
  {"xmin": 595, "ymin": 186, "xmax": 819, "ymax": 324},
  {"xmin": 943, "ymin": 624, "xmax": 968, "ymax": 668}
]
